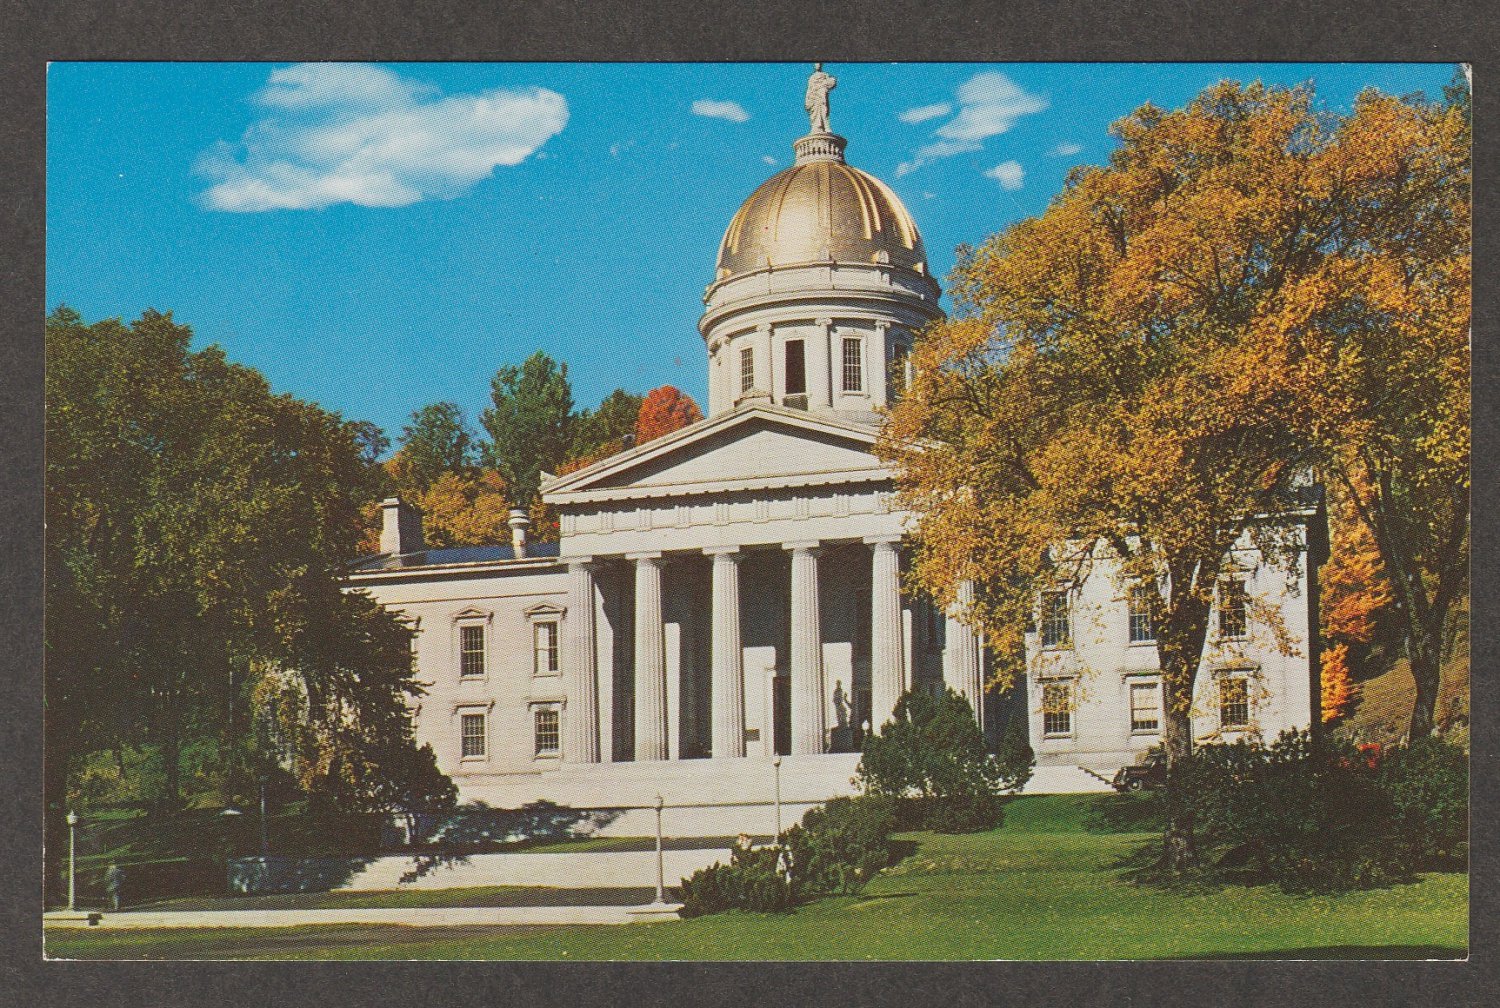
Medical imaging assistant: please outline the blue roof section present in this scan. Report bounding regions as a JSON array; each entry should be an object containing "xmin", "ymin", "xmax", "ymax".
[{"xmin": 350, "ymin": 542, "xmax": 562, "ymax": 573}]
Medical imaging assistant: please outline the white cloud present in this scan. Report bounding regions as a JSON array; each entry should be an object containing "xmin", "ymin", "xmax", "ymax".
[
  {"xmin": 937, "ymin": 72, "xmax": 1049, "ymax": 142},
  {"xmin": 984, "ymin": 160, "xmax": 1026, "ymax": 190},
  {"xmin": 761, "ymin": 155, "xmax": 777, "ymax": 165},
  {"xmin": 691, "ymin": 99, "xmax": 750, "ymax": 123},
  {"xmin": 899, "ymin": 102, "xmax": 952, "ymax": 124},
  {"xmin": 897, "ymin": 72, "xmax": 1047, "ymax": 176},
  {"xmin": 197, "ymin": 64, "xmax": 568, "ymax": 212},
  {"xmin": 1050, "ymin": 142, "xmax": 1083, "ymax": 158}
]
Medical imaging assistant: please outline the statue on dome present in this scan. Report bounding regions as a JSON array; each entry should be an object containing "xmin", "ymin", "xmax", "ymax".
[{"xmin": 805, "ymin": 62, "xmax": 836, "ymax": 135}]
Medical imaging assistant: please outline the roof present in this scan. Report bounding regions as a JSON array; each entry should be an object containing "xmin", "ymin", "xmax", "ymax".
[
  {"xmin": 349, "ymin": 542, "xmax": 562, "ymax": 573},
  {"xmin": 715, "ymin": 158, "xmax": 928, "ymax": 279}
]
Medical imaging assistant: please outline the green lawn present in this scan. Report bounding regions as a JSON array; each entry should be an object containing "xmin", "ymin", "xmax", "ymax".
[{"xmin": 46, "ymin": 795, "xmax": 1467, "ymax": 961}]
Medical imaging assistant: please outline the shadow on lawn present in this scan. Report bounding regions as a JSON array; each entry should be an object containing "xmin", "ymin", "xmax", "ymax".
[{"xmin": 1172, "ymin": 945, "xmax": 1466, "ymax": 960}]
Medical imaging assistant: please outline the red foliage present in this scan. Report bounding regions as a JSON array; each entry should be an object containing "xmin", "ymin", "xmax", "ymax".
[{"xmin": 635, "ymin": 386, "xmax": 703, "ymax": 445}]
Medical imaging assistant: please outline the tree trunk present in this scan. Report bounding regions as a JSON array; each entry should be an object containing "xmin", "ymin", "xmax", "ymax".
[
  {"xmin": 1407, "ymin": 623, "xmax": 1443, "ymax": 740},
  {"xmin": 1158, "ymin": 674, "xmax": 1197, "ymax": 872},
  {"xmin": 160, "ymin": 695, "xmax": 183, "ymax": 811}
]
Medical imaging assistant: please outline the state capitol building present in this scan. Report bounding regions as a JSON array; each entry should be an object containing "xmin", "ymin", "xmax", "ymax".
[{"xmin": 346, "ymin": 69, "xmax": 1323, "ymax": 809}]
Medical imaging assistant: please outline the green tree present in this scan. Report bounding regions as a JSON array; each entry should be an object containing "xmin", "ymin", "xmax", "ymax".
[
  {"xmin": 392, "ymin": 402, "xmax": 478, "ymax": 492},
  {"xmin": 569, "ymin": 387, "xmax": 643, "ymax": 460},
  {"xmin": 480, "ymin": 351, "xmax": 574, "ymax": 506},
  {"xmin": 45, "ymin": 308, "xmax": 440, "ymax": 892}
]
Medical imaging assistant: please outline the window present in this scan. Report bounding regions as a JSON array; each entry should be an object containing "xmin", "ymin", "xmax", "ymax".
[
  {"xmin": 1042, "ymin": 681, "xmax": 1072, "ymax": 737},
  {"xmin": 534, "ymin": 705, "xmax": 561, "ymax": 757},
  {"xmin": 1219, "ymin": 675, "xmax": 1250, "ymax": 730},
  {"xmin": 784, "ymin": 339, "xmax": 806, "ymax": 395},
  {"xmin": 1129, "ymin": 681, "xmax": 1161, "ymax": 733},
  {"xmin": 1040, "ymin": 591, "xmax": 1070, "ymax": 648},
  {"xmin": 459, "ymin": 624, "xmax": 486, "ymax": 678},
  {"xmin": 841, "ymin": 336, "xmax": 863, "ymax": 392},
  {"xmin": 1127, "ymin": 582, "xmax": 1156, "ymax": 643},
  {"xmin": 534, "ymin": 621, "xmax": 560, "ymax": 676},
  {"xmin": 890, "ymin": 342, "xmax": 911, "ymax": 397},
  {"xmin": 460, "ymin": 713, "xmax": 487, "ymax": 758},
  {"xmin": 1218, "ymin": 578, "xmax": 1248, "ymax": 639},
  {"xmin": 739, "ymin": 346, "xmax": 755, "ymax": 395}
]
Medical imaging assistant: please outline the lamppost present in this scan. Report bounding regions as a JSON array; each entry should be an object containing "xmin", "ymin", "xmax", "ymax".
[
  {"xmin": 258, "ymin": 774, "xmax": 269, "ymax": 858},
  {"xmin": 65, "ymin": 811, "xmax": 78, "ymax": 913},
  {"xmin": 652, "ymin": 794, "xmax": 666, "ymax": 906},
  {"xmin": 772, "ymin": 756, "xmax": 783, "ymax": 842}
]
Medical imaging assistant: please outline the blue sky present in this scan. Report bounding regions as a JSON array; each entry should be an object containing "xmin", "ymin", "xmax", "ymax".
[{"xmin": 47, "ymin": 61, "xmax": 1458, "ymax": 444}]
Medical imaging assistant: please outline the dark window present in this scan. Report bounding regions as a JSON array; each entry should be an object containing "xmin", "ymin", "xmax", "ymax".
[
  {"xmin": 1040, "ymin": 591, "xmax": 1070, "ymax": 648},
  {"xmin": 841, "ymin": 337, "xmax": 863, "ymax": 392},
  {"xmin": 533, "ymin": 621, "xmax": 559, "ymax": 675},
  {"xmin": 460, "ymin": 713, "xmax": 486, "ymax": 758},
  {"xmin": 459, "ymin": 624, "xmax": 485, "ymax": 678},
  {"xmin": 1129, "ymin": 681, "xmax": 1161, "ymax": 733},
  {"xmin": 534, "ymin": 707, "xmax": 561, "ymax": 756},
  {"xmin": 1220, "ymin": 676, "xmax": 1250, "ymax": 729},
  {"xmin": 1128, "ymin": 582, "xmax": 1156, "ymax": 643},
  {"xmin": 1042, "ymin": 681, "xmax": 1072, "ymax": 736},
  {"xmin": 739, "ymin": 346, "xmax": 755, "ymax": 395},
  {"xmin": 784, "ymin": 339, "xmax": 806, "ymax": 395},
  {"xmin": 1218, "ymin": 579, "xmax": 1248, "ymax": 638}
]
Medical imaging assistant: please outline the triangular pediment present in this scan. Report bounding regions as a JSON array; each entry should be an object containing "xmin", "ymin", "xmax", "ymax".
[{"xmin": 542, "ymin": 404, "xmax": 891, "ymax": 502}]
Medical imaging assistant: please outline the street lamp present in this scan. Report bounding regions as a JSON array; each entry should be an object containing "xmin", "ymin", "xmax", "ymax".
[
  {"xmin": 258, "ymin": 774, "xmax": 269, "ymax": 858},
  {"xmin": 772, "ymin": 755, "xmax": 783, "ymax": 842},
  {"xmin": 651, "ymin": 794, "xmax": 667, "ymax": 906},
  {"xmin": 65, "ymin": 811, "xmax": 78, "ymax": 913}
]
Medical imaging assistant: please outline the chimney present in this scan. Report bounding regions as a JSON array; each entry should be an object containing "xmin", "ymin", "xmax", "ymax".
[
  {"xmin": 508, "ymin": 508, "xmax": 531, "ymax": 557},
  {"xmin": 380, "ymin": 497, "xmax": 425, "ymax": 555}
]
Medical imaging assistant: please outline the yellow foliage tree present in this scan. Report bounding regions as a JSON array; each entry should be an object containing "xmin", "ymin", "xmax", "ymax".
[{"xmin": 879, "ymin": 79, "xmax": 1467, "ymax": 868}]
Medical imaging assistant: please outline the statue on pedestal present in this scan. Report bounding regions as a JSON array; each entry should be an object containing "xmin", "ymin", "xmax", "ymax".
[{"xmin": 805, "ymin": 62, "xmax": 836, "ymax": 135}]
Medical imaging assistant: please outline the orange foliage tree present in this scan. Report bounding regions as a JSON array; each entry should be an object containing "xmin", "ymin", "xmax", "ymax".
[
  {"xmin": 635, "ymin": 385, "xmax": 703, "ymax": 445},
  {"xmin": 878, "ymin": 80, "xmax": 1467, "ymax": 869},
  {"xmin": 1318, "ymin": 482, "xmax": 1394, "ymax": 722}
]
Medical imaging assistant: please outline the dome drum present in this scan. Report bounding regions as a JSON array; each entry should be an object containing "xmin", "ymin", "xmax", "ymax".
[{"xmin": 699, "ymin": 66, "xmax": 945, "ymax": 423}]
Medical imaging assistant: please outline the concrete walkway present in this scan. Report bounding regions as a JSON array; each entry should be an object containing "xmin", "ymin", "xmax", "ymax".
[{"xmin": 44, "ymin": 903, "xmax": 681, "ymax": 930}]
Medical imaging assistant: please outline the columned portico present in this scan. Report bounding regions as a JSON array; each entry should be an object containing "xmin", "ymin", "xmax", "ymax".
[
  {"xmin": 786, "ymin": 541, "xmax": 826, "ymax": 755},
  {"xmin": 944, "ymin": 578, "xmax": 984, "ymax": 727},
  {"xmin": 630, "ymin": 552, "xmax": 669, "ymax": 760},
  {"xmin": 706, "ymin": 547, "xmax": 746, "ymax": 758},
  {"xmin": 867, "ymin": 535, "xmax": 905, "ymax": 731},
  {"xmin": 564, "ymin": 558, "xmax": 601, "ymax": 763}
]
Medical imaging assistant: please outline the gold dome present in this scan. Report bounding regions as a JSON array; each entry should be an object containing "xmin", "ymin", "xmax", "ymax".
[{"xmin": 715, "ymin": 158, "xmax": 929, "ymax": 280}]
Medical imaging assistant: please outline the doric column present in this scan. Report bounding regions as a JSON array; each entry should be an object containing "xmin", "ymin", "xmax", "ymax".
[
  {"xmin": 706, "ymin": 547, "xmax": 745, "ymax": 758},
  {"xmin": 786, "ymin": 541, "xmax": 826, "ymax": 755},
  {"xmin": 944, "ymin": 578, "xmax": 984, "ymax": 728},
  {"xmin": 563, "ymin": 558, "xmax": 600, "ymax": 763},
  {"xmin": 631, "ymin": 553, "xmax": 668, "ymax": 761},
  {"xmin": 867, "ymin": 536, "xmax": 905, "ymax": 731}
]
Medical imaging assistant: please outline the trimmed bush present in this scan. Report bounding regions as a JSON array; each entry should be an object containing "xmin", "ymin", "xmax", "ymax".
[
  {"xmin": 785, "ymin": 795, "xmax": 898, "ymax": 895},
  {"xmin": 678, "ymin": 794, "xmax": 900, "ymax": 915},
  {"xmin": 1378, "ymin": 736, "xmax": 1468, "ymax": 867},
  {"xmin": 678, "ymin": 843, "xmax": 793, "ymax": 917},
  {"xmin": 857, "ymin": 688, "xmax": 1033, "ymax": 832},
  {"xmin": 1180, "ymin": 730, "xmax": 1468, "ymax": 892}
]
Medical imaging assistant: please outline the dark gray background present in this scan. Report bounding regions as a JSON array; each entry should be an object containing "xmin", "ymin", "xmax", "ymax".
[{"xmin": 2, "ymin": 1, "xmax": 1493, "ymax": 1004}]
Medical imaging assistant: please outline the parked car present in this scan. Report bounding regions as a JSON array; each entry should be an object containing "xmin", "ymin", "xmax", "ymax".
[{"xmin": 1112, "ymin": 748, "xmax": 1168, "ymax": 792}]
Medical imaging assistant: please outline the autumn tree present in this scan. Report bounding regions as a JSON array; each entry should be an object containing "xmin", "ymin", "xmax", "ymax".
[
  {"xmin": 635, "ymin": 385, "xmax": 704, "ymax": 445},
  {"xmin": 1318, "ymin": 482, "xmax": 1394, "ymax": 722},
  {"xmin": 480, "ymin": 351, "xmax": 574, "ymax": 506},
  {"xmin": 879, "ymin": 80, "xmax": 1466, "ymax": 870},
  {"xmin": 1266, "ymin": 87, "xmax": 1470, "ymax": 739}
]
